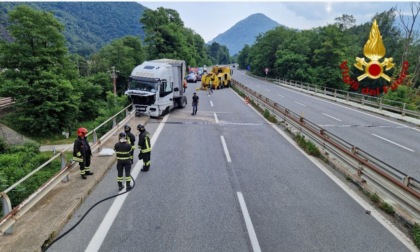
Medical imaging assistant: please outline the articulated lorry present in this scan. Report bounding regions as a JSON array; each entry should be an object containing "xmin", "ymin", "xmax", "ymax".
[{"xmin": 125, "ymin": 59, "xmax": 188, "ymax": 117}]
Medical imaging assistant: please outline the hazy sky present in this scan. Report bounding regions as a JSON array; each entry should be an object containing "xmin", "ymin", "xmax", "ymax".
[{"xmin": 139, "ymin": 1, "xmax": 412, "ymax": 42}]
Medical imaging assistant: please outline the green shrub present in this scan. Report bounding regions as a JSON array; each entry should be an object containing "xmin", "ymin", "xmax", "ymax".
[
  {"xmin": 263, "ymin": 109, "xmax": 270, "ymax": 118},
  {"xmin": 370, "ymin": 193, "xmax": 380, "ymax": 203},
  {"xmin": 0, "ymin": 142, "xmax": 60, "ymax": 218},
  {"xmin": 380, "ymin": 202, "xmax": 395, "ymax": 215},
  {"xmin": 294, "ymin": 134, "xmax": 321, "ymax": 157},
  {"xmin": 413, "ymin": 223, "xmax": 420, "ymax": 249}
]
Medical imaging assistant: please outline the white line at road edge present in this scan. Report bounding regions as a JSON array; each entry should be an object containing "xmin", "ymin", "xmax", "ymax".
[
  {"xmin": 85, "ymin": 114, "xmax": 169, "ymax": 252},
  {"xmin": 322, "ymin": 113, "xmax": 342, "ymax": 122},
  {"xmin": 214, "ymin": 112, "xmax": 219, "ymax": 124},
  {"xmin": 268, "ymin": 122, "xmax": 417, "ymax": 250},
  {"xmin": 220, "ymin": 136, "xmax": 231, "ymax": 162},
  {"xmin": 210, "ymin": 101, "xmax": 214, "ymax": 107},
  {"xmin": 237, "ymin": 192, "xmax": 262, "ymax": 252},
  {"xmin": 270, "ymin": 79, "xmax": 420, "ymax": 132},
  {"xmin": 230, "ymin": 88, "xmax": 418, "ymax": 251},
  {"xmin": 372, "ymin": 134, "xmax": 415, "ymax": 152}
]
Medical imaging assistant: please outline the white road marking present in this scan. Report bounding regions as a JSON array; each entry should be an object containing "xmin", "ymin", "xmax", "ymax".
[
  {"xmin": 237, "ymin": 192, "xmax": 262, "ymax": 252},
  {"xmin": 270, "ymin": 81, "xmax": 420, "ymax": 132},
  {"xmin": 294, "ymin": 101, "xmax": 306, "ymax": 107},
  {"xmin": 237, "ymin": 91, "xmax": 418, "ymax": 251},
  {"xmin": 372, "ymin": 134, "xmax": 414, "ymax": 152},
  {"xmin": 265, "ymin": 88, "xmax": 271, "ymax": 92},
  {"xmin": 85, "ymin": 114, "xmax": 168, "ymax": 252},
  {"xmin": 214, "ymin": 112, "xmax": 219, "ymax": 123},
  {"xmin": 322, "ymin": 113, "xmax": 342, "ymax": 122},
  {"xmin": 277, "ymin": 93, "xmax": 284, "ymax": 98},
  {"xmin": 220, "ymin": 136, "xmax": 231, "ymax": 162},
  {"xmin": 210, "ymin": 101, "xmax": 214, "ymax": 107}
]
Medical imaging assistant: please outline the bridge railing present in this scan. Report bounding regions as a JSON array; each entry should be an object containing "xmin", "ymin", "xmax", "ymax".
[
  {"xmin": 249, "ymin": 74, "xmax": 420, "ymax": 120},
  {"xmin": 232, "ymin": 79, "xmax": 420, "ymax": 225},
  {"xmin": 0, "ymin": 97, "xmax": 14, "ymax": 110},
  {"xmin": 0, "ymin": 104, "xmax": 135, "ymax": 235}
]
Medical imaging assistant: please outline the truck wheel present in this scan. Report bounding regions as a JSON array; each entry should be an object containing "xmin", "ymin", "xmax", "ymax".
[
  {"xmin": 162, "ymin": 106, "xmax": 170, "ymax": 116},
  {"xmin": 178, "ymin": 96, "xmax": 187, "ymax": 108}
]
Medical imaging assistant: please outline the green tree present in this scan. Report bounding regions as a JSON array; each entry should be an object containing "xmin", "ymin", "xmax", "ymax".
[
  {"xmin": 0, "ymin": 5, "xmax": 80, "ymax": 136},
  {"xmin": 140, "ymin": 7, "xmax": 214, "ymax": 67},
  {"xmin": 237, "ymin": 44, "xmax": 251, "ymax": 70},
  {"xmin": 207, "ymin": 42, "xmax": 230, "ymax": 64},
  {"xmin": 89, "ymin": 36, "xmax": 145, "ymax": 95},
  {"xmin": 334, "ymin": 14, "xmax": 356, "ymax": 31},
  {"xmin": 310, "ymin": 25, "xmax": 347, "ymax": 89},
  {"xmin": 248, "ymin": 27, "xmax": 286, "ymax": 77},
  {"xmin": 140, "ymin": 7, "xmax": 185, "ymax": 60}
]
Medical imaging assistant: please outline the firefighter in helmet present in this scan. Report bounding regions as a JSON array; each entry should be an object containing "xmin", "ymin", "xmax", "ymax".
[
  {"xmin": 124, "ymin": 124, "xmax": 136, "ymax": 164},
  {"xmin": 114, "ymin": 132, "xmax": 133, "ymax": 191},
  {"xmin": 73, "ymin": 127, "xmax": 93, "ymax": 179},
  {"xmin": 137, "ymin": 124, "xmax": 151, "ymax": 172}
]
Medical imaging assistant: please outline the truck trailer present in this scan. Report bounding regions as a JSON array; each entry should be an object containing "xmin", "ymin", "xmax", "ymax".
[{"xmin": 125, "ymin": 59, "xmax": 188, "ymax": 117}]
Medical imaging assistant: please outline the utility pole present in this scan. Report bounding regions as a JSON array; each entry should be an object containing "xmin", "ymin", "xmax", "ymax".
[{"xmin": 111, "ymin": 66, "xmax": 118, "ymax": 96}]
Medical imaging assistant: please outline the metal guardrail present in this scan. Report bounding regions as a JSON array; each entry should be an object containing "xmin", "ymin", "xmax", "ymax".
[
  {"xmin": 249, "ymin": 74, "xmax": 420, "ymax": 120},
  {"xmin": 0, "ymin": 97, "xmax": 14, "ymax": 109},
  {"xmin": 232, "ymin": 79, "xmax": 420, "ymax": 224},
  {"xmin": 0, "ymin": 104, "xmax": 135, "ymax": 235}
]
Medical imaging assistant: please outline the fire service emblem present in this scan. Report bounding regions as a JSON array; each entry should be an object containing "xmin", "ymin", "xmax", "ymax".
[{"xmin": 340, "ymin": 20, "xmax": 409, "ymax": 95}]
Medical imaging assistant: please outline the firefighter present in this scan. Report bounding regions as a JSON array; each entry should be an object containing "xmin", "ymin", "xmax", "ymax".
[
  {"xmin": 137, "ymin": 124, "xmax": 151, "ymax": 172},
  {"xmin": 114, "ymin": 132, "xmax": 133, "ymax": 191},
  {"xmin": 73, "ymin": 127, "xmax": 93, "ymax": 179},
  {"xmin": 183, "ymin": 79, "xmax": 187, "ymax": 92},
  {"xmin": 124, "ymin": 124, "xmax": 136, "ymax": 164}
]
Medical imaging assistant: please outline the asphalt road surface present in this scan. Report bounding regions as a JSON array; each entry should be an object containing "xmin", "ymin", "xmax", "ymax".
[
  {"xmin": 233, "ymin": 70, "xmax": 420, "ymax": 181},
  {"xmin": 48, "ymin": 80, "xmax": 415, "ymax": 252}
]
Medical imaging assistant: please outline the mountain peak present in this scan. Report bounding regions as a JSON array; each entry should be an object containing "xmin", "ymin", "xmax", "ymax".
[{"xmin": 209, "ymin": 13, "xmax": 280, "ymax": 55}]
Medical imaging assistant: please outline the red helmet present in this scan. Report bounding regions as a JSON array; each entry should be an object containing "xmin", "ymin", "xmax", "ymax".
[{"xmin": 77, "ymin": 127, "xmax": 88, "ymax": 137}]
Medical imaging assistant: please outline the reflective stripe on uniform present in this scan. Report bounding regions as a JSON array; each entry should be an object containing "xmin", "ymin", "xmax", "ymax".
[
  {"xmin": 116, "ymin": 150, "xmax": 131, "ymax": 160},
  {"xmin": 141, "ymin": 136, "xmax": 151, "ymax": 153}
]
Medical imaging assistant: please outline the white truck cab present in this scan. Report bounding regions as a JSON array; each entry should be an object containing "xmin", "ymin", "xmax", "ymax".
[{"xmin": 125, "ymin": 59, "xmax": 187, "ymax": 117}]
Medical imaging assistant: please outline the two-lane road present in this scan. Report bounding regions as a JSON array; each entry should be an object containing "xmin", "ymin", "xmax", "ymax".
[
  {"xmin": 233, "ymin": 70, "xmax": 420, "ymax": 180},
  {"xmin": 48, "ymin": 82, "xmax": 414, "ymax": 251}
]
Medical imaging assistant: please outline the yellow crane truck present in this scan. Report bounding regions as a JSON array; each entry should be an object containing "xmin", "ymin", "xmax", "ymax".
[{"xmin": 201, "ymin": 66, "xmax": 233, "ymax": 90}]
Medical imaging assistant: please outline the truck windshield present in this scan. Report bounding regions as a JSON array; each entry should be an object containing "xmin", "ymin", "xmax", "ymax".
[{"xmin": 129, "ymin": 79, "xmax": 158, "ymax": 93}]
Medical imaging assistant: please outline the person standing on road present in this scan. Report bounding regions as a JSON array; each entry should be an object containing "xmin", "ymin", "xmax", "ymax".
[
  {"xmin": 114, "ymin": 132, "xmax": 133, "ymax": 191},
  {"xmin": 192, "ymin": 92, "xmax": 199, "ymax": 115},
  {"xmin": 124, "ymin": 124, "xmax": 136, "ymax": 164},
  {"xmin": 137, "ymin": 124, "xmax": 151, "ymax": 172},
  {"xmin": 183, "ymin": 79, "xmax": 188, "ymax": 93},
  {"xmin": 208, "ymin": 80, "xmax": 213, "ymax": 94},
  {"xmin": 73, "ymin": 127, "xmax": 93, "ymax": 180}
]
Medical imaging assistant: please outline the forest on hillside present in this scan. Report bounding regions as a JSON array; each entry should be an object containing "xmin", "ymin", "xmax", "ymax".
[
  {"xmin": 0, "ymin": 2, "xmax": 147, "ymax": 55},
  {"xmin": 0, "ymin": 5, "xmax": 231, "ymax": 137},
  {"xmin": 238, "ymin": 6, "xmax": 420, "ymax": 110},
  {"xmin": 0, "ymin": 5, "xmax": 232, "ymax": 215}
]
